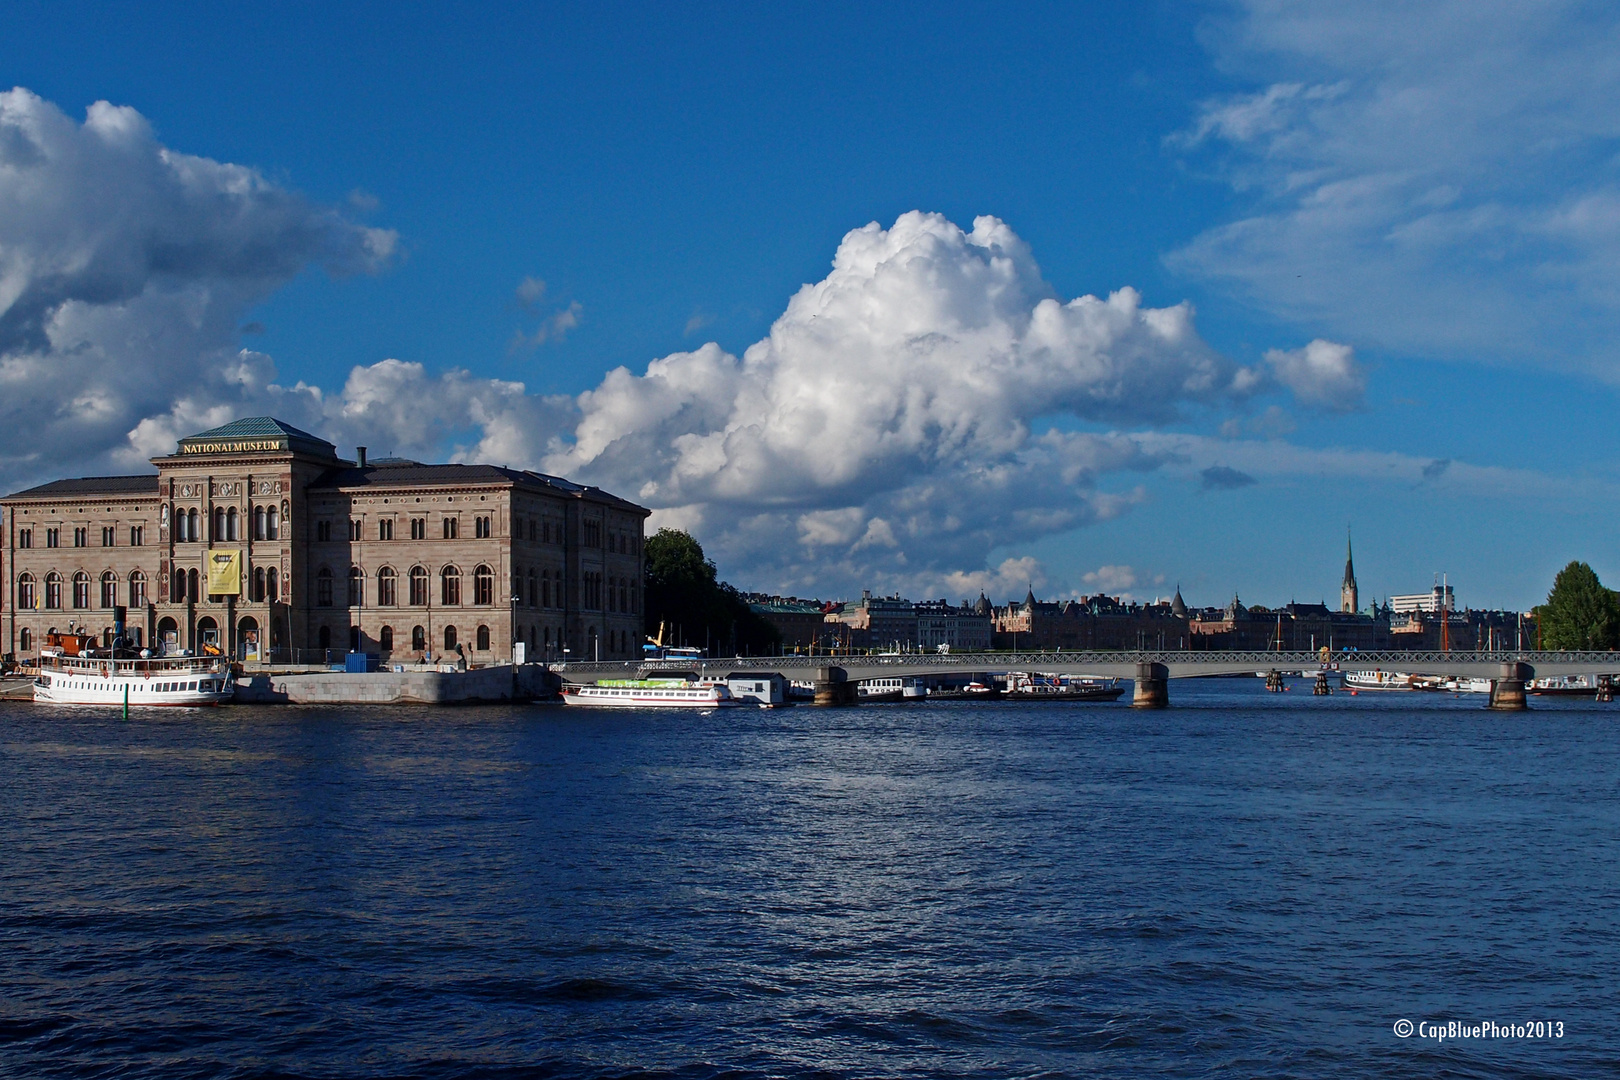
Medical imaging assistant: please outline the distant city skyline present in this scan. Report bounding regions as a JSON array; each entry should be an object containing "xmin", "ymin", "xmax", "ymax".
[{"xmin": 2, "ymin": 2, "xmax": 1617, "ymax": 610}]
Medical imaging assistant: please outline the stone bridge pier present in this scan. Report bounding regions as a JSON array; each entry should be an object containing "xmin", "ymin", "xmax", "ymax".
[
  {"xmin": 813, "ymin": 665, "xmax": 856, "ymax": 706},
  {"xmin": 1133, "ymin": 662, "xmax": 1169, "ymax": 708},
  {"xmin": 1489, "ymin": 662, "xmax": 1530, "ymax": 711}
]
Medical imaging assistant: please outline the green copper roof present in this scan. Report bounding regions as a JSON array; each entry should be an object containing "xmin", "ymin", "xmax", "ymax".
[
  {"xmin": 173, "ymin": 416, "xmax": 337, "ymax": 456},
  {"xmin": 183, "ymin": 417, "xmax": 330, "ymax": 444}
]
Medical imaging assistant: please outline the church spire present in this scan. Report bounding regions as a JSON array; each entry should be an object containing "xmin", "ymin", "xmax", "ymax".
[{"xmin": 1340, "ymin": 527, "xmax": 1359, "ymax": 613}]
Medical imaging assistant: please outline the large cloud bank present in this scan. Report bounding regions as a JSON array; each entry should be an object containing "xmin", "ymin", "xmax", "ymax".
[
  {"xmin": 2, "ymin": 87, "xmax": 1382, "ymax": 598},
  {"xmin": 543, "ymin": 211, "xmax": 1277, "ymax": 594},
  {"xmin": 0, "ymin": 88, "xmax": 400, "ymax": 478},
  {"xmin": 1171, "ymin": 0, "xmax": 1620, "ymax": 374}
]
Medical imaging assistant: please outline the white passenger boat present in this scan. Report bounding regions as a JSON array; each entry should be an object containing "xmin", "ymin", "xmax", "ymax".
[
  {"xmin": 33, "ymin": 632, "xmax": 234, "ymax": 707},
  {"xmin": 561, "ymin": 678, "xmax": 740, "ymax": 708},
  {"xmin": 857, "ymin": 676, "xmax": 926, "ymax": 701},
  {"xmin": 1344, "ymin": 669, "xmax": 1438, "ymax": 692}
]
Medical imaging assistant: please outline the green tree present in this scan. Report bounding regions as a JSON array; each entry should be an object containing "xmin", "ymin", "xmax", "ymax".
[
  {"xmin": 1534, "ymin": 561, "xmax": 1620, "ymax": 650},
  {"xmin": 643, "ymin": 528, "xmax": 781, "ymax": 655}
]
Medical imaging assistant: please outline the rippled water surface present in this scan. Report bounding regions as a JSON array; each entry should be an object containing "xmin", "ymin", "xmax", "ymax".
[{"xmin": 2, "ymin": 681, "xmax": 1617, "ymax": 1078}]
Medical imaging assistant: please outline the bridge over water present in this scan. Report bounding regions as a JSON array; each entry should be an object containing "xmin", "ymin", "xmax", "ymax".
[{"xmin": 554, "ymin": 650, "xmax": 1620, "ymax": 709}]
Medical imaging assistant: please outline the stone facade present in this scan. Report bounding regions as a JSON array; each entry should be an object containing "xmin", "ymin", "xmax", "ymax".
[
  {"xmin": 992, "ymin": 590, "xmax": 1189, "ymax": 651},
  {"xmin": 2, "ymin": 417, "xmax": 648, "ymax": 664}
]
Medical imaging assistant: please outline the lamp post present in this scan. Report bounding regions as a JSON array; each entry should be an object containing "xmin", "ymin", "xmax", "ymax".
[{"xmin": 510, "ymin": 593, "xmax": 522, "ymax": 664}]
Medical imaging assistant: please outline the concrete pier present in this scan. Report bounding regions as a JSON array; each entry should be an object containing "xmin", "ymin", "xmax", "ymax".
[
  {"xmin": 1488, "ymin": 662, "xmax": 1529, "ymax": 711},
  {"xmin": 1132, "ymin": 662, "xmax": 1169, "ymax": 708},
  {"xmin": 234, "ymin": 664, "xmax": 557, "ymax": 705},
  {"xmin": 813, "ymin": 665, "xmax": 856, "ymax": 706}
]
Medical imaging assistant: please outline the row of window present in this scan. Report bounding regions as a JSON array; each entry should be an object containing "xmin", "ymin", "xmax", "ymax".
[
  {"xmin": 16, "ymin": 510, "xmax": 638, "ymax": 552},
  {"xmin": 316, "ymin": 515, "xmax": 493, "ymax": 542},
  {"xmin": 316, "ymin": 623, "xmax": 491, "ymax": 653},
  {"xmin": 310, "ymin": 565, "xmax": 641, "ymax": 614},
  {"xmin": 14, "ymin": 563, "xmax": 640, "ymax": 613},
  {"xmin": 17, "ymin": 571, "xmax": 148, "ymax": 610},
  {"xmin": 17, "ymin": 527, "xmax": 146, "ymax": 549},
  {"xmin": 306, "ymin": 623, "xmax": 630, "ymax": 657},
  {"xmin": 168, "ymin": 506, "xmax": 282, "ymax": 543}
]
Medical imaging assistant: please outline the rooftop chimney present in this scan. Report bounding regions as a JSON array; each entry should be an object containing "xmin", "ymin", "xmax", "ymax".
[{"xmin": 357, "ymin": 446, "xmax": 368, "ymax": 467}]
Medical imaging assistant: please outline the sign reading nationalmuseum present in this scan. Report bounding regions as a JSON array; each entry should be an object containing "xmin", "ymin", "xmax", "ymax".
[{"xmin": 180, "ymin": 438, "xmax": 289, "ymax": 454}]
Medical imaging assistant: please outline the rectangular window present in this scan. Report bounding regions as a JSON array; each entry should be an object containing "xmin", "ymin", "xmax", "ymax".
[
  {"xmin": 443, "ymin": 517, "xmax": 458, "ymax": 539},
  {"xmin": 379, "ymin": 519, "xmax": 394, "ymax": 541},
  {"xmin": 101, "ymin": 526, "xmax": 116, "ymax": 547},
  {"xmin": 349, "ymin": 519, "xmax": 362, "ymax": 541},
  {"xmin": 73, "ymin": 527, "xmax": 87, "ymax": 547},
  {"xmin": 410, "ymin": 518, "xmax": 426, "ymax": 540},
  {"xmin": 584, "ymin": 521, "xmax": 600, "ymax": 547},
  {"xmin": 46, "ymin": 528, "xmax": 59, "ymax": 548},
  {"xmin": 131, "ymin": 525, "xmax": 144, "ymax": 546},
  {"xmin": 316, "ymin": 520, "xmax": 331, "ymax": 542},
  {"xmin": 18, "ymin": 528, "xmax": 30, "ymax": 549}
]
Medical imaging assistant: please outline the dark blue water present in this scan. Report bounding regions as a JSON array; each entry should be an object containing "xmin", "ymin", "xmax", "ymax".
[{"xmin": 2, "ymin": 681, "xmax": 1616, "ymax": 1078}]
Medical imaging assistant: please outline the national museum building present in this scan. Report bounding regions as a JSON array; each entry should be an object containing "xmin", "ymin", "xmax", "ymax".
[{"xmin": 1, "ymin": 418, "xmax": 649, "ymax": 664}]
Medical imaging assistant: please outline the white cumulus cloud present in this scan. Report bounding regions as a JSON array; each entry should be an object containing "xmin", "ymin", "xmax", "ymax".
[
  {"xmin": 1265, "ymin": 339, "xmax": 1364, "ymax": 411},
  {"xmin": 0, "ymin": 87, "xmax": 396, "ymax": 487},
  {"xmin": 544, "ymin": 211, "xmax": 1270, "ymax": 595}
]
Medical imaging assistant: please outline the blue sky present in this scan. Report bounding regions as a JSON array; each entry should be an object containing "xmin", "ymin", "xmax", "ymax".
[{"xmin": 2, "ymin": 0, "xmax": 1617, "ymax": 610}]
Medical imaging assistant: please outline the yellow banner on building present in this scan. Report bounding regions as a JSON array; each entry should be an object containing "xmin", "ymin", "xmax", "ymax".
[{"xmin": 207, "ymin": 550, "xmax": 242, "ymax": 595}]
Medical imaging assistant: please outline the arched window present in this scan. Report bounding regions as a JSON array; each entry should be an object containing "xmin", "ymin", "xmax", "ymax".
[
  {"xmin": 45, "ymin": 572, "xmax": 63, "ymax": 609},
  {"xmin": 411, "ymin": 624, "xmax": 425, "ymax": 651},
  {"xmin": 476, "ymin": 624, "xmax": 491, "ymax": 651},
  {"xmin": 318, "ymin": 625, "xmax": 331, "ymax": 650},
  {"xmin": 17, "ymin": 573, "xmax": 34, "ymax": 610},
  {"xmin": 213, "ymin": 506, "xmax": 226, "ymax": 540},
  {"xmin": 128, "ymin": 570, "xmax": 146, "ymax": 608},
  {"xmin": 267, "ymin": 567, "xmax": 279, "ymax": 603},
  {"xmin": 377, "ymin": 567, "xmax": 397, "ymax": 606},
  {"xmin": 253, "ymin": 566, "xmax": 266, "ymax": 602},
  {"xmin": 187, "ymin": 568, "xmax": 199, "ymax": 602},
  {"xmin": 444, "ymin": 625, "xmax": 458, "ymax": 651},
  {"xmin": 101, "ymin": 571, "xmax": 118, "ymax": 608},
  {"xmin": 608, "ymin": 576, "xmax": 618, "ymax": 613},
  {"xmin": 349, "ymin": 625, "xmax": 361, "ymax": 652},
  {"xmin": 347, "ymin": 566, "xmax": 364, "ymax": 608},
  {"xmin": 171, "ymin": 568, "xmax": 185, "ymax": 603},
  {"xmin": 620, "ymin": 580, "xmax": 628, "ymax": 613},
  {"xmin": 227, "ymin": 507, "xmax": 239, "ymax": 541},
  {"xmin": 409, "ymin": 566, "xmax": 428, "ymax": 606},
  {"xmin": 316, "ymin": 567, "xmax": 334, "ymax": 607},
  {"xmin": 267, "ymin": 506, "xmax": 280, "ymax": 540},
  {"xmin": 380, "ymin": 625, "xmax": 394, "ymax": 651},
  {"xmin": 542, "ymin": 571, "xmax": 551, "ymax": 609},
  {"xmin": 473, "ymin": 565, "xmax": 494, "ymax": 605},
  {"xmin": 188, "ymin": 508, "xmax": 200, "ymax": 542},
  {"xmin": 528, "ymin": 570, "xmax": 537, "ymax": 607},
  {"xmin": 254, "ymin": 506, "xmax": 266, "ymax": 540},
  {"xmin": 19, "ymin": 627, "xmax": 31, "ymax": 652},
  {"xmin": 441, "ymin": 566, "xmax": 461, "ymax": 606}
]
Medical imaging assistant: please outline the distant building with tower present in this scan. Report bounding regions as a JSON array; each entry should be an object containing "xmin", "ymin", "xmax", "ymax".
[{"xmin": 1341, "ymin": 531, "xmax": 1359, "ymax": 614}]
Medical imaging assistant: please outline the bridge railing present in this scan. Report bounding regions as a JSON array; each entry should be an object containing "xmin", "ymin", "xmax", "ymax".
[{"xmin": 553, "ymin": 649, "xmax": 1620, "ymax": 677}]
